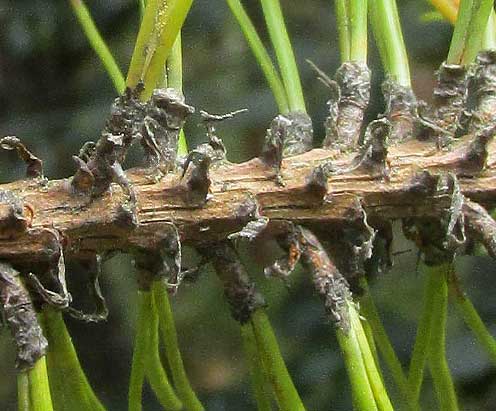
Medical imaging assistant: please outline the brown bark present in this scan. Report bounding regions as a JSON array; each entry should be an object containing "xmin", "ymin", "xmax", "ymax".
[{"xmin": 1, "ymin": 133, "xmax": 495, "ymax": 265}]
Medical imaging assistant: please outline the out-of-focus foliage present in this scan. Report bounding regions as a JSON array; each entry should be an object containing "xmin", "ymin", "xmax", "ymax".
[{"xmin": 0, "ymin": 1, "xmax": 495, "ymax": 410}]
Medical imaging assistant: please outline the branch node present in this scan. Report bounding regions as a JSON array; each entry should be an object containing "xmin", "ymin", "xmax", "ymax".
[
  {"xmin": 132, "ymin": 223, "xmax": 189, "ymax": 294},
  {"xmin": 71, "ymin": 156, "xmax": 95, "ymax": 193},
  {"xmin": 402, "ymin": 174, "xmax": 466, "ymax": 265},
  {"xmin": 406, "ymin": 170, "xmax": 440, "ymax": 195},
  {"xmin": 228, "ymin": 196, "xmax": 269, "ymax": 242},
  {"xmin": 180, "ymin": 151, "xmax": 212, "ymax": 204},
  {"xmin": 0, "ymin": 190, "xmax": 31, "ymax": 239},
  {"xmin": 460, "ymin": 124, "xmax": 496, "ymax": 174},
  {"xmin": 351, "ymin": 118, "xmax": 391, "ymax": 177},
  {"xmin": 305, "ymin": 162, "xmax": 333, "ymax": 202}
]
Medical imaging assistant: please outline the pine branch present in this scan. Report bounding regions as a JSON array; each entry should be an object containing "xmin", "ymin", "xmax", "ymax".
[{"xmin": 1, "ymin": 128, "xmax": 496, "ymax": 263}]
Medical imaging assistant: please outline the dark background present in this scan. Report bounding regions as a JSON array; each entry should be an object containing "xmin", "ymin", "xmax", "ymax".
[{"xmin": 1, "ymin": 1, "xmax": 496, "ymax": 410}]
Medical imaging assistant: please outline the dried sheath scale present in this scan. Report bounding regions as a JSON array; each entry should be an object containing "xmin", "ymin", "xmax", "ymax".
[
  {"xmin": 200, "ymin": 242, "xmax": 266, "ymax": 324},
  {"xmin": 280, "ymin": 111, "xmax": 313, "ymax": 157},
  {"xmin": 466, "ymin": 50, "xmax": 496, "ymax": 134},
  {"xmin": 141, "ymin": 88, "xmax": 195, "ymax": 172},
  {"xmin": 297, "ymin": 227, "xmax": 354, "ymax": 332},
  {"xmin": 402, "ymin": 174, "xmax": 466, "ymax": 265},
  {"xmin": 381, "ymin": 78, "xmax": 418, "ymax": 144},
  {"xmin": 266, "ymin": 225, "xmax": 353, "ymax": 331},
  {"xmin": 72, "ymin": 86, "xmax": 146, "ymax": 198},
  {"xmin": 463, "ymin": 198, "xmax": 496, "ymax": 259},
  {"xmin": 323, "ymin": 62, "xmax": 371, "ymax": 150},
  {"xmin": 261, "ymin": 111, "xmax": 313, "ymax": 170},
  {"xmin": 0, "ymin": 262, "xmax": 48, "ymax": 371},
  {"xmin": 432, "ymin": 62, "xmax": 467, "ymax": 136},
  {"xmin": 72, "ymin": 86, "xmax": 194, "ymax": 199}
]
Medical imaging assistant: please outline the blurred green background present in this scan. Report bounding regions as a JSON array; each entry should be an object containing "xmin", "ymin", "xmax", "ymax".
[{"xmin": 1, "ymin": 1, "xmax": 496, "ymax": 410}]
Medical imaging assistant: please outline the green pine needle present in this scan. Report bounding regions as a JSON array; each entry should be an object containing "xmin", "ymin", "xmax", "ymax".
[
  {"xmin": 69, "ymin": 0, "xmax": 125, "ymax": 94},
  {"xmin": 241, "ymin": 323, "xmax": 274, "ymax": 411},
  {"xmin": 447, "ymin": 0, "xmax": 494, "ymax": 65},
  {"xmin": 226, "ymin": 0, "xmax": 289, "ymax": 113},
  {"xmin": 28, "ymin": 357, "xmax": 55, "ymax": 411},
  {"xmin": 427, "ymin": 264, "xmax": 459, "ymax": 411},
  {"xmin": 335, "ymin": 0, "xmax": 368, "ymax": 63},
  {"xmin": 337, "ymin": 306, "xmax": 378, "ymax": 411},
  {"xmin": 153, "ymin": 281, "xmax": 205, "ymax": 411},
  {"xmin": 260, "ymin": 0, "xmax": 306, "ymax": 112},
  {"xmin": 128, "ymin": 291, "xmax": 152, "ymax": 411},
  {"xmin": 369, "ymin": 0, "xmax": 411, "ymax": 86},
  {"xmin": 449, "ymin": 272, "xmax": 496, "ymax": 367},
  {"xmin": 41, "ymin": 308, "xmax": 106, "ymax": 411},
  {"xmin": 250, "ymin": 309, "xmax": 306, "ymax": 411}
]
